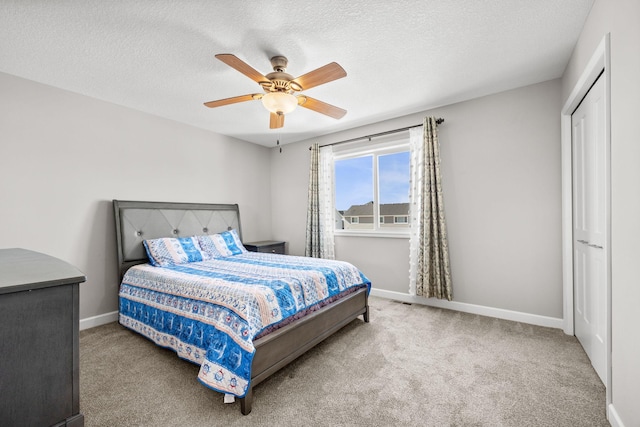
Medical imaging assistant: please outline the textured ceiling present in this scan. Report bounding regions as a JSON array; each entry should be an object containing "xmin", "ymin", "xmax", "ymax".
[{"xmin": 0, "ymin": 0, "xmax": 594, "ymax": 147}]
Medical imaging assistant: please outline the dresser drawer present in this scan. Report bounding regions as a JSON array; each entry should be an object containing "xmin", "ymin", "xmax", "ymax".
[{"xmin": 244, "ymin": 240, "xmax": 286, "ymax": 254}]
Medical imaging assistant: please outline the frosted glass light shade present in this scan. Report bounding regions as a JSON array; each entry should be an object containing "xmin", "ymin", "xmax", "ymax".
[{"xmin": 261, "ymin": 92, "xmax": 298, "ymax": 114}]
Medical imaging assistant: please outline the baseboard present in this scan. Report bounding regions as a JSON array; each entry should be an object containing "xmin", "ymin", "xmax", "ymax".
[
  {"xmin": 608, "ymin": 403, "xmax": 625, "ymax": 427},
  {"xmin": 370, "ymin": 288, "xmax": 564, "ymax": 329},
  {"xmin": 83, "ymin": 291, "xmax": 564, "ymax": 331},
  {"xmin": 79, "ymin": 310, "xmax": 118, "ymax": 331}
]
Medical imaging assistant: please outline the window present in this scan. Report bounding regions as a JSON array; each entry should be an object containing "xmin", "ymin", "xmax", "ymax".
[{"xmin": 334, "ymin": 138, "xmax": 410, "ymax": 234}]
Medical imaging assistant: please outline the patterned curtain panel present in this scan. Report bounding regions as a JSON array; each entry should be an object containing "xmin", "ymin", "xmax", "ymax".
[
  {"xmin": 305, "ymin": 144, "xmax": 335, "ymax": 259},
  {"xmin": 408, "ymin": 117, "xmax": 452, "ymax": 300},
  {"xmin": 408, "ymin": 128, "xmax": 423, "ymax": 295}
]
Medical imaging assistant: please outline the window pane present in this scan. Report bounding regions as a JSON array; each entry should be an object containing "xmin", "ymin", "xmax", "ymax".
[
  {"xmin": 335, "ymin": 156, "xmax": 374, "ymax": 230},
  {"xmin": 379, "ymin": 151, "xmax": 410, "ymax": 228}
]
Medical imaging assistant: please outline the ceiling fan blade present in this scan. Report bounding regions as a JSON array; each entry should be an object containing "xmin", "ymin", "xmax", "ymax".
[
  {"xmin": 270, "ymin": 112, "xmax": 284, "ymax": 129},
  {"xmin": 291, "ymin": 62, "xmax": 346, "ymax": 91},
  {"xmin": 297, "ymin": 96, "xmax": 346, "ymax": 119},
  {"xmin": 203, "ymin": 94, "xmax": 261, "ymax": 108},
  {"xmin": 215, "ymin": 54, "xmax": 270, "ymax": 84}
]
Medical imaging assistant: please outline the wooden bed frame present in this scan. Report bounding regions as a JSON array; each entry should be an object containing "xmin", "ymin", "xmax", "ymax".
[{"xmin": 113, "ymin": 200, "xmax": 369, "ymax": 414}]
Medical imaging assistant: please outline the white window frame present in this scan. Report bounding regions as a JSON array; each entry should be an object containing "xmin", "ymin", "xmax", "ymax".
[
  {"xmin": 333, "ymin": 136, "xmax": 410, "ymax": 238},
  {"xmin": 350, "ymin": 216, "xmax": 359, "ymax": 224}
]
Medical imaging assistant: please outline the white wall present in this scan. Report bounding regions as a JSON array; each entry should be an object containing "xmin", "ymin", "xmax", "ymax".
[
  {"xmin": 272, "ymin": 79, "xmax": 563, "ymax": 319},
  {"xmin": 561, "ymin": 0, "xmax": 640, "ymax": 425},
  {"xmin": 0, "ymin": 72, "xmax": 272, "ymax": 321}
]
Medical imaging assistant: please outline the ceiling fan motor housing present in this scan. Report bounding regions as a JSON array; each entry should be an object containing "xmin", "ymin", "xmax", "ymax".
[{"xmin": 264, "ymin": 71, "xmax": 297, "ymax": 93}]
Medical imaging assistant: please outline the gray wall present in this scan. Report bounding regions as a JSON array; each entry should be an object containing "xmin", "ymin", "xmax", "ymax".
[
  {"xmin": 271, "ymin": 79, "xmax": 563, "ymax": 318},
  {"xmin": 0, "ymin": 71, "xmax": 565, "ymax": 329},
  {"xmin": 0, "ymin": 72, "xmax": 272, "ymax": 321},
  {"xmin": 562, "ymin": 0, "xmax": 640, "ymax": 425}
]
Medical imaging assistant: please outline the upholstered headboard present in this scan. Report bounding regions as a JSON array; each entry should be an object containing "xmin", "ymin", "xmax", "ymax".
[{"xmin": 113, "ymin": 200, "xmax": 242, "ymax": 279}]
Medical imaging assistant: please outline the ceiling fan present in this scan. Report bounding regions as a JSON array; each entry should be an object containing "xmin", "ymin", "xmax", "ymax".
[{"xmin": 204, "ymin": 54, "xmax": 347, "ymax": 129}]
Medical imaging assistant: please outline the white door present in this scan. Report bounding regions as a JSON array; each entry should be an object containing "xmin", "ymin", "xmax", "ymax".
[{"xmin": 572, "ymin": 73, "xmax": 607, "ymax": 384}]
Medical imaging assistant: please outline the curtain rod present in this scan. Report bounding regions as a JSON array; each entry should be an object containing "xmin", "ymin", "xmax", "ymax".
[{"xmin": 309, "ymin": 118, "xmax": 444, "ymax": 150}]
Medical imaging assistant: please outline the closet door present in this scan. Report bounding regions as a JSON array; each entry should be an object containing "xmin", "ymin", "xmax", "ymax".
[{"xmin": 571, "ymin": 72, "xmax": 607, "ymax": 384}]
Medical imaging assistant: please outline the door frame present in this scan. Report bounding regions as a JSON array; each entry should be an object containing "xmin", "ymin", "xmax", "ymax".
[{"xmin": 560, "ymin": 33, "xmax": 611, "ymax": 406}]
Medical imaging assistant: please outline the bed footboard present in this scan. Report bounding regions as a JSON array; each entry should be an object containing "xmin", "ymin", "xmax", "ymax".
[{"xmin": 239, "ymin": 286, "xmax": 369, "ymax": 415}]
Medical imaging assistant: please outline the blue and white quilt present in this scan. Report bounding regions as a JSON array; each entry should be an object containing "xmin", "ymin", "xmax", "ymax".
[{"xmin": 118, "ymin": 252, "xmax": 370, "ymax": 398}]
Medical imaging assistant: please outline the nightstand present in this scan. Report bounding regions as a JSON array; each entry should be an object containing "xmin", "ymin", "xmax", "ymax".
[{"xmin": 244, "ymin": 240, "xmax": 286, "ymax": 254}]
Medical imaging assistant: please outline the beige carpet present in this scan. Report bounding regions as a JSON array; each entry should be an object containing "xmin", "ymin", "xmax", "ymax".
[{"xmin": 80, "ymin": 296, "xmax": 608, "ymax": 426}]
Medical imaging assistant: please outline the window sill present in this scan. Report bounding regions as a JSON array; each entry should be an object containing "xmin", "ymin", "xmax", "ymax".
[{"xmin": 334, "ymin": 230, "xmax": 410, "ymax": 239}]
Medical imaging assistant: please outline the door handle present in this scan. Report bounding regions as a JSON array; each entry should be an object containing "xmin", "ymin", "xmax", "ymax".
[{"xmin": 576, "ymin": 239, "xmax": 603, "ymax": 249}]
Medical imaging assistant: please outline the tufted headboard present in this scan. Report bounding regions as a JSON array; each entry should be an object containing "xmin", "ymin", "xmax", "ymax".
[{"xmin": 113, "ymin": 200, "xmax": 242, "ymax": 279}]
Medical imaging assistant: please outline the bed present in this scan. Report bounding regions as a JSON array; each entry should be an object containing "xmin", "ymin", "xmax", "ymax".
[{"xmin": 113, "ymin": 200, "xmax": 370, "ymax": 415}]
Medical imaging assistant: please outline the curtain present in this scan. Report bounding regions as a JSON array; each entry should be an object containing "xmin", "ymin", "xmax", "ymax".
[
  {"xmin": 305, "ymin": 144, "xmax": 335, "ymax": 259},
  {"xmin": 408, "ymin": 117, "xmax": 452, "ymax": 300}
]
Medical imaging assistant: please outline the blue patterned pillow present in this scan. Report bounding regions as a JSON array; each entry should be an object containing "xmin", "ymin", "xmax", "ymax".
[
  {"xmin": 220, "ymin": 229, "xmax": 247, "ymax": 255},
  {"xmin": 143, "ymin": 236, "xmax": 210, "ymax": 267},
  {"xmin": 197, "ymin": 229, "xmax": 247, "ymax": 258},
  {"xmin": 195, "ymin": 234, "xmax": 229, "ymax": 258}
]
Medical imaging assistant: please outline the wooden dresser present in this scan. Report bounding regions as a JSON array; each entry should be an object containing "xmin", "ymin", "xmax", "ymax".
[{"xmin": 0, "ymin": 248, "xmax": 86, "ymax": 427}]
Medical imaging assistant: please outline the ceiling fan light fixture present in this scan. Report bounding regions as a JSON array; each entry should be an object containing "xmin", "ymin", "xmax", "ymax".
[{"xmin": 261, "ymin": 92, "xmax": 298, "ymax": 114}]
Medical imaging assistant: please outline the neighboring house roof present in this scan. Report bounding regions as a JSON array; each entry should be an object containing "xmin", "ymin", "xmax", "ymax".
[
  {"xmin": 381, "ymin": 203, "xmax": 410, "ymax": 216},
  {"xmin": 344, "ymin": 202, "xmax": 373, "ymax": 216},
  {"xmin": 343, "ymin": 202, "xmax": 409, "ymax": 217}
]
